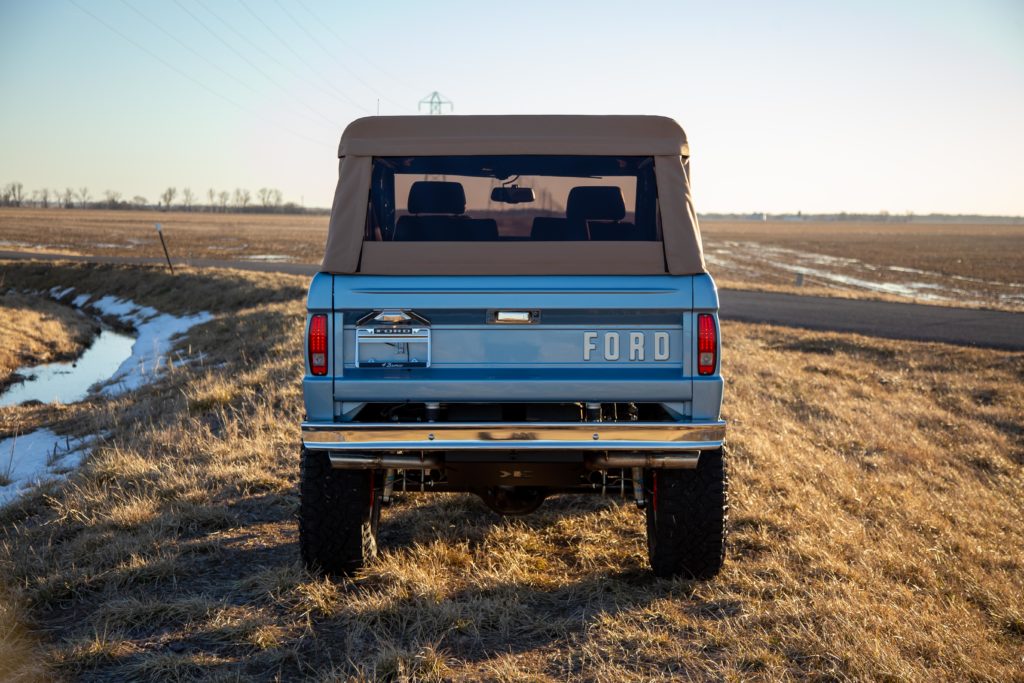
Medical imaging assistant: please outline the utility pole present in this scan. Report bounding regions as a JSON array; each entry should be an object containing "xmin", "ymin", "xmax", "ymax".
[{"xmin": 418, "ymin": 91, "xmax": 453, "ymax": 115}]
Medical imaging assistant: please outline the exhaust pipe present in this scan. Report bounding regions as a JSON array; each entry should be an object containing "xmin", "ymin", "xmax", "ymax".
[
  {"xmin": 328, "ymin": 453, "xmax": 442, "ymax": 470},
  {"xmin": 586, "ymin": 452, "xmax": 700, "ymax": 470}
]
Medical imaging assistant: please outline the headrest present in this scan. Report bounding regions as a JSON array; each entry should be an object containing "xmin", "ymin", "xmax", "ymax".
[
  {"xmin": 566, "ymin": 186, "xmax": 626, "ymax": 222},
  {"xmin": 408, "ymin": 181, "xmax": 466, "ymax": 214}
]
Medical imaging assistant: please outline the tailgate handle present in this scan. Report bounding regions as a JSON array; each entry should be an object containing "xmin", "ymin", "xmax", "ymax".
[{"xmin": 493, "ymin": 310, "xmax": 537, "ymax": 324}]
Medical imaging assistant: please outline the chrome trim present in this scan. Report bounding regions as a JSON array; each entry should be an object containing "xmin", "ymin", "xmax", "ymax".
[
  {"xmin": 494, "ymin": 310, "xmax": 534, "ymax": 323},
  {"xmin": 302, "ymin": 420, "xmax": 725, "ymax": 452},
  {"xmin": 354, "ymin": 326, "xmax": 432, "ymax": 368},
  {"xmin": 374, "ymin": 309, "xmax": 411, "ymax": 323},
  {"xmin": 356, "ymin": 309, "xmax": 432, "ymax": 326}
]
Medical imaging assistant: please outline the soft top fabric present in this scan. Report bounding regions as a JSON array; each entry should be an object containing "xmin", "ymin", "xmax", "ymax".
[
  {"xmin": 339, "ymin": 115, "xmax": 689, "ymax": 157},
  {"xmin": 408, "ymin": 181, "xmax": 466, "ymax": 214},
  {"xmin": 567, "ymin": 186, "xmax": 626, "ymax": 222},
  {"xmin": 320, "ymin": 115, "xmax": 707, "ymax": 275}
]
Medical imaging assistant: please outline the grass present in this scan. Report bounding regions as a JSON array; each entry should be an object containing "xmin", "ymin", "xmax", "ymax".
[
  {"xmin": 0, "ymin": 435, "xmax": 15, "ymax": 487},
  {"xmin": 0, "ymin": 263, "xmax": 1022, "ymax": 680},
  {"xmin": 0, "ymin": 207, "xmax": 327, "ymax": 264},
  {"xmin": 0, "ymin": 596, "xmax": 46, "ymax": 682},
  {"xmin": 3, "ymin": 208, "xmax": 1023, "ymax": 310},
  {"xmin": 0, "ymin": 290, "xmax": 99, "ymax": 391}
]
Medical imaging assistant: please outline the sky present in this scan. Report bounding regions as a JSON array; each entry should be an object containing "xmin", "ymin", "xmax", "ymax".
[{"xmin": 1, "ymin": 0, "xmax": 1022, "ymax": 214}]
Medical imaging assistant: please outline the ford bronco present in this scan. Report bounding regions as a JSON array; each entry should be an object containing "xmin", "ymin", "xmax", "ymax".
[{"xmin": 300, "ymin": 115, "xmax": 727, "ymax": 578}]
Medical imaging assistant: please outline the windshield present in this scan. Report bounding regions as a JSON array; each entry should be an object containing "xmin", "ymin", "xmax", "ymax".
[{"xmin": 366, "ymin": 156, "xmax": 660, "ymax": 242}]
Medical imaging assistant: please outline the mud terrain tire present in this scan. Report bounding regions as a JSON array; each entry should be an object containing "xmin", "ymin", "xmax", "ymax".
[
  {"xmin": 646, "ymin": 447, "xmax": 728, "ymax": 579},
  {"xmin": 299, "ymin": 448, "xmax": 379, "ymax": 575}
]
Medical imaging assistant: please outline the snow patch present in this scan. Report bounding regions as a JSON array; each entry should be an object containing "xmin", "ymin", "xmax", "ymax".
[
  {"xmin": 85, "ymin": 296, "xmax": 213, "ymax": 396},
  {"xmin": 242, "ymin": 254, "xmax": 292, "ymax": 262},
  {"xmin": 49, "ymin": 285, "xmax": 76, "ymax": 300},
  {"xmin": 0, "ymin": 429, "xmax": 98, "ymax": 508},
  {"xmin": 1, "ymin": 291, "xmax": 213, "ymax": 507}
]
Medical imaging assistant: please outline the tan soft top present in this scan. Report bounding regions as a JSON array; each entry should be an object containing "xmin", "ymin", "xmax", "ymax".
[
  {"xmin": 322, "ymin": 115, "xmax": 706, "ymax": 276},
  {"xmin": 338, "ymin": 115, "xmax": 690, "ymax": 157}
]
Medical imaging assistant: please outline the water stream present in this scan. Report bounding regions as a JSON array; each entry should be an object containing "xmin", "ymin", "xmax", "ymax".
[{"xmin": 0, "ymin": 327, "xmax": 136, "ymax": 407}]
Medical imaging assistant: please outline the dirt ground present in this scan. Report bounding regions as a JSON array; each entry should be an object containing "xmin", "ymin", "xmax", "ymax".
[{"xmin": 1, "ymin": 262, "xmax": 1021, "ymax": 681}]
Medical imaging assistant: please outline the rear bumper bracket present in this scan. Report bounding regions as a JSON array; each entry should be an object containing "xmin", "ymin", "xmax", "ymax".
[{"xmin": 302, "ymin": 420, "xmax": 726, "ymax": 453}]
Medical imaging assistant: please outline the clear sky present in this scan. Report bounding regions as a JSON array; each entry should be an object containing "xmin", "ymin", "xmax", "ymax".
[{"xmin": 1, "ymin": 0, "xmax": 1022, "ymax": 214}]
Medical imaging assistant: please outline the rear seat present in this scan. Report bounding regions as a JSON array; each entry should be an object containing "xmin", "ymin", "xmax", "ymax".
[
  {"xmin": 465, "ymin": 218, "xmax": 498, "ymax": 241},
  {"xmin": 394, "ymin": 181, "xmax": 499, "ymax": 241},
  {"xmin": 530, "ymin": 217, "xmax": 587, "ymax": 240},
  {"xmin": 588, "ymin": 221, "xmax": 640, "ymax": 240},
  {"xmin": 395, "ymin": 181, "xmax": 466, "ymax": 241},
  {"xmin": 566, "ymin": 186, "xmax": 637, "ymax": 240}
]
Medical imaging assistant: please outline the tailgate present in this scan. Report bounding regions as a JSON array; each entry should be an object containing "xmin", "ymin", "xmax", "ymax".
[{"xmin": 330, "ymin": 275, "xmax": 698, "ymax": 403}]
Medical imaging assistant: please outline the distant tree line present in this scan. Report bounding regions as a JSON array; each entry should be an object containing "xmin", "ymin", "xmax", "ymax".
[{"xmin": 0, "ymin": 181, "xmax": 325, "ymax": 214}]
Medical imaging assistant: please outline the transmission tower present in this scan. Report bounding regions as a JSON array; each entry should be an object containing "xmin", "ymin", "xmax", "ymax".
[{"xmin": 418, "ymin": 91, "xmax": 453, "ymax": 115}]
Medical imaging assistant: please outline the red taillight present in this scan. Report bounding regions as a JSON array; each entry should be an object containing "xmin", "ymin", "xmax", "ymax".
[
  {"xmin": 308, "ymin": 314, "xmax": 328, "ymax": 376},
  {"xmin": 697, "ymin": 314, "xmax": 717, "ymax": 375}
]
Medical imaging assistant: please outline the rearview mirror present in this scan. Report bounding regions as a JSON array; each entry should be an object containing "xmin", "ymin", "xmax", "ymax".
[{"xmin": 490, "ymin": 186, "xmax": 536, "ymax": 204}]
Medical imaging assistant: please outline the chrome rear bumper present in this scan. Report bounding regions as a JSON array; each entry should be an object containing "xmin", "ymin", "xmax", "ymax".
[{"xmin": 301, "ymin": 420, "xmax": 726, "ymax": 453}]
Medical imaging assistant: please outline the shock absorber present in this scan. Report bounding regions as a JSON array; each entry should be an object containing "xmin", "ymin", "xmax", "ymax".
[{"xmin": 632, "ymin": 467, "xmax": 645, "ymax": 508}]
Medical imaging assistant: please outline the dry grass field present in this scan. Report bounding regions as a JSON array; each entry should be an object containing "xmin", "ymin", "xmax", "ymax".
[
  {"xmin": 0, "ymin": 207, "xmax": 329, "ymax": 264},
  {"xmin": 1, "ymin": 261, "xmax": 1021, "ymax": 680},
  {"xmin": 0, "ymin": 291, "xmax": 99, "ymax": 391},
  {"xmin": 2, "ymin": 208, "xmax": 1023, "ymax": 310},
  {"xmin": 702, "ymin": 220, "xmax": 1024, "ymax": 310}
]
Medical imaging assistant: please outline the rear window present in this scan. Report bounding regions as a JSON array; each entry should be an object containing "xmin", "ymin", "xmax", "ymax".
[{"xmin": 366, "ymin": 156, "xmax": 660, "ymax": 242}]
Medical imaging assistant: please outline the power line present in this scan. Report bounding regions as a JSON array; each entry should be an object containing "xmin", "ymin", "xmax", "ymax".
[
  {"xmin": 117, "ymin": 0, "xmax": 331, "ymax": 131},
  {"xmin": 193, "ymin": 0, "xmax": 370, "ymax": 115},
  {"xmin": 66, "ymin": 0, "xmax": 322, "ymax": 146},
  {"xmin": 271, "ymin": 0, "xmax": 412, "ymax": 114},
  {"xmin": 293, "ymin": 0, "xmax": 419, "ymax": 93},
  {"xmin": 169, "ymin": 0, "xmax": 343, "ymax": 127},
  {"xmin": 119, "ymin": 0, "xmax": 256, "ymax": 95},
  {"xmin": 236, "ymin": 0, "xmax": 373, "ymax": 114}
]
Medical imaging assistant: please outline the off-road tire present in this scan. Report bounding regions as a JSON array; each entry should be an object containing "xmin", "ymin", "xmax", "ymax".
[
  {"xmin": 298, "ymin": 448, "xmax": 380, "ymax": 575},
  {"xmin": 645, "ymin": 447, "xmax": 728, "ymax": 579}
]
